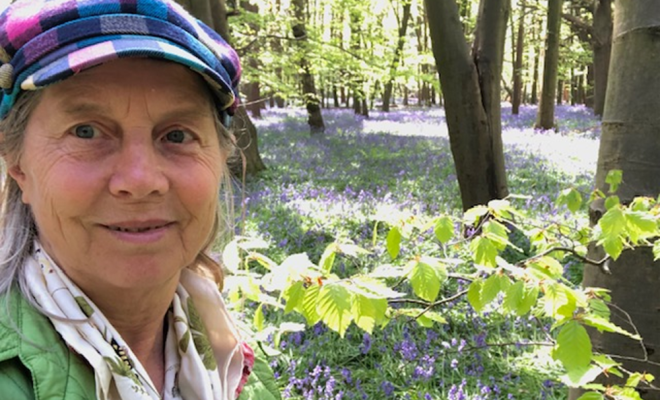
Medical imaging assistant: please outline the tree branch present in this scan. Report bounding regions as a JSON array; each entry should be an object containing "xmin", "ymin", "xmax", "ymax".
[
  {"xmin": 561, "ymin": 12, "xmax": 594, "ymax": 43},
  {"xmin": 522, "ymin": 246, "xmax": 611, "ymax": 274}
]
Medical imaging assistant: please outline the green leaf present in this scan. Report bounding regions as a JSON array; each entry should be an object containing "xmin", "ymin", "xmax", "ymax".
[
  {"xmin": 604, "ymin": 195, "xmax": 620, "ymax": 210},
  {"xmin": 518, "ymin": 286, "xmax": 539, "ymax": 316},
  {"xmin": 319, "ymin": 243, "xmax": 337, "ymax": 274},
  {"xmin": 416, "ymin": 311, "xmax": 447, "ymax": 328},
  {"xmin": 575, "ymin": 392, "xmax": 604, "ymax": 400},
  {"xmin": 420, "ymin": 256, "xmax": 448, "ymax": 284},
  {"xmin": 464, "ymin": 205, "xmax": 489, "ymax": 226},
  {"xmin": 605, "ymin": 169, "xmax": 623, "ymax": 193},
  {"xmin": 630, "ymin": 196, "xmax": 653, "ymax": 212},
  {"xmin": 582, "ymin": 315, "xmax": 641, "ymax": 340},
  {"xmin": 554, "ymin": 321, "xmax": 592, "ymax": 370},
  {"xmin": 543, "ymin": 284, "xmax": 577, "ymax": 320},
  {"xmin": 352, "ymin": 294, "xmax": 387, "ymax": 333},
  {"xmin": 409, "ymin": 260, "xmax": 441, "ymax": 302},
  {"xmin": 589, "ymin": 298, "xmax": 610, "ymax": 320},
  {"xmin": 222, "ymin": 239, "xmax": 240, "ymax": 273},
  {"xmin": 434, "ymin": 215, "xmax": 454, "ymax": 244},
  {"xmin": 561, "ymin": 364, "xmax": 604, "ymax": 388},
  {"xmin": 241, "ymin": 347, "xmax": 282, "ymax": 400},
  {"xmin": 481, "ymin": 274, "xmax": 503, "ymax": 306},
  {"xmin": 488, "ymin": 199, "xmax": 513, "ymax": 219},
  {"xmin": 386, "ymin": 226, "xmax": 402, "ymax": 259},
  {"xmin": 283, "ymin": 281, "xmax": 306, "ymax": 314},
  {"xmin": 254, "ymin": 304, "xmax": 265, "ymax": 332},
  {"xmin": 483, "ymin": 220, "xmax": 510, "ymax": 250},
  {"xmin": 302, "ymin": 284, "xmax": 322, "ymax": 326},
  {"xmin": 601, "ymin": 236, "xmax": 624, "ymax": 260},
  {"xmin": 528, "ymin": 256, "xmax": 564, "ymax": 279},
  {"xmin": 317, "ymin": 283, "xmax": 353, "ymax": 337},
  {"xmin": 599, "ymin": 206, "xmax": 626, "ymax": 237},
  {"xmin": 625, "ymin": 211, "xmax": 657, "ymax": 243},
  {"xmin": 350, "ymin": 276, "xmax": 405, "ymax": 299},
  {"xmin": 503, "ymin": 281, "xmax": 524, "ymax": 313},
  {"xmin": 467, "ymin": 280, "xmax": 484, "ymax": 312},
  {"xmin": 653, "ymin": 241, "xmax": 660, "ymax": 261},
  {"xmin": 557, "ymin": 188, "xmax": 583, "ymax": 213},
  {"xmin": 471, "ymin": 237, "xmax": 498, "ymax": 268},
  {"xmin": 336, "ymin": 243, "xmax": 370, "ymax": 257}
]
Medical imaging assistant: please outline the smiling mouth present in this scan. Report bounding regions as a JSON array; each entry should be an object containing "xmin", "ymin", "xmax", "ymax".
[{"xmin": 105, "ymin": 224, "xmax": 169, "ymax": 233}]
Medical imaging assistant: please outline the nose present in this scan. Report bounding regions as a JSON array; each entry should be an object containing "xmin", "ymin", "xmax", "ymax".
[{"xmin": 108, "ymin": 136, "xmax": 169, "ymax": 199}]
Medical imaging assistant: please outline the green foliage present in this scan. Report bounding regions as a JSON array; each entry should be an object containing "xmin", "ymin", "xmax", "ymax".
[{"xmin": 227, "ymin": 170, "xmax": 660, "ymax": 398}]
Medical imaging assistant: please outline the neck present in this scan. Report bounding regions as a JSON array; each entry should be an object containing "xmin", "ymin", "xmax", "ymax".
[{"xmin": 86, "ymin": 279, "xmax": 180, "ymax": 393}]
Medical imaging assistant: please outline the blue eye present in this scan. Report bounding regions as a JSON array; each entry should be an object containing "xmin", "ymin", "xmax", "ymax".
[
  {"xmin": 164, "ymin": 129, "xmax": 189, "ymax": 144},
  {"xmin": 74, "ymin": 124, "xmax": 98, "ymax": 139}
]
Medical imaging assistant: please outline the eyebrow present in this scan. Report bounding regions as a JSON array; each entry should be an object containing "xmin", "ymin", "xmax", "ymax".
[{"xmin": 59, "ymin": 95, "xmax": 214, "ymax": 121}]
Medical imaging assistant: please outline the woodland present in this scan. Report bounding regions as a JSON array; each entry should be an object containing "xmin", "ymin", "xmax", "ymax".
[
  {"xmin": 2, "ymin": 0, "xmax": 658, "ymax": 398},
  {"xmin": 180, "ymin": 0, "xmax": 660, "ymax": 399}
]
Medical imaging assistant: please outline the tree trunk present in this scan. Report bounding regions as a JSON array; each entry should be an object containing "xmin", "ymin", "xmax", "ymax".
[
  {"xmin": 242, "ymin": 1, "xmax": 262, "ymax": 119},
  {"xmin": 425, "ymin": 0, "xmax": 510, "ymax": 211},
  {"xmin": 536, "ymin": 0, "xmax": 563, "ymax": 130},
  {"xmin": 349, "ymin": 9, "xmax": 367, "ymax": 116},
  {"xmin": 382, "ymin": 1, "xmax": 412, "ymax": 112},
  {"xmin": 292, "ymin": 0, "xmax": 325, "ymax": 134},
  {"xmin": 556, "ymin": 79, "xmax": 563, "ymax": 105},
  {"xmin": 512, "ymin": 0, "xmax": 525, "ymax": 115},
  {"xmin": 569, "ymin": 2, "xmax": 660, "ymax": 398},
  {"xmin": 531, "ymin": 18, "xmax": 541, "ymax": 104},
  {"xmin": 176, "ymin": 0, "xmax": 266, "ymax": 175},
  {"xmin": 592, "ymin": 0, "xmax": 612, "ymax": 117}
]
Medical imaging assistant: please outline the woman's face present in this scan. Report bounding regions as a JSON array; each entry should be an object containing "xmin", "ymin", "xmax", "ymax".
[{"xmin": 9, "ymin": 58, "xmax": 226, "ymax": 294}]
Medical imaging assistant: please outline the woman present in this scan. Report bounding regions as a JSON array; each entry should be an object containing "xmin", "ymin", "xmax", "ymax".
[{"xmin": 0, "ymin": 0, "xmax": 256, "ymax": 399}]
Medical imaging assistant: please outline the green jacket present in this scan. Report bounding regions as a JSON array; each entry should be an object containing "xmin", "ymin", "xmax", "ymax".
[
  {"xmin": 0, "ymin": 289, "xmax": 281, "ymax": 400},
  {"xmin": 0, "ymin": 288, "xmax": 96, "ymax": 399}
]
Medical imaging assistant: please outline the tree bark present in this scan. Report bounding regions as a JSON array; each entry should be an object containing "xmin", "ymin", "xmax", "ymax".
[
  {"xmin": 349, "ymin": 9, "xmax": 367, "ymax": 116},
  {"xmin": 176, "ymin": 0, "xmax": 266, "ymax": 175},
  {"xmin": 531, "ymin": 18, "xmax": 541, "ymax": 104},
  {"xmin": 425, "ymin": 0, "xmax": 509, "ymax": 211},
  {"xmin": 569, "ymin": 1, "xmax": 660, "ymax": 398},
  {"xmin": 512, "ymin": 0, "xmax": 525, "ymax": 115},
  {"xmin": 292, "ymin": 0, "xmax": 325, "ymax": 134},
  {"xmin": 382, "ymin": 1, "xmax": 412, "ymax": 112},
  {"xmin": 592, "ymin": 0, "xmax": 612, "ymax": 116},
  {"xmin": 535, "ymin": 0, "xmax": 563, "ymax": 130},
  {"xmin": 241, "ymin": 1, "xmax": 262, "ymax": 119}
]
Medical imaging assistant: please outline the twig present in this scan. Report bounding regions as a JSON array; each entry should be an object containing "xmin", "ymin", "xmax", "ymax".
[
  {"xmin": 387, "ymin": 289, "xmax": 469, "ymax": 314},
  {"xmin": 522, "ymin": 246, "xmax": 611, "ymax": 274},
  {"xmin": 414, "ymin": 289, "xmax": 469, "ymax": 319},
  {"xmin": 443, "ymin": 340, "xmax": 554, "ymax": 356}
]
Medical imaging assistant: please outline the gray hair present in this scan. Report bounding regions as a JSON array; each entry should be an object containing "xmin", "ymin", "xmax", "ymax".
[{"xmin": 0, "ymin": 90, "xmax": 235, "ymax": 303}]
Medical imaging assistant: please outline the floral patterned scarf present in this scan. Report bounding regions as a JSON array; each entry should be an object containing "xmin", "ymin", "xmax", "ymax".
[{"xmin": 24, "ymin": 242, "xmax": 253, "ymax": 400}]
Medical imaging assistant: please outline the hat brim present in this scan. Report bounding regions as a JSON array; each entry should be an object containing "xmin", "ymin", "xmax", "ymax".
[{"xmin": 19, "ymin": 36, "xmax": 235, "ymax": 111}]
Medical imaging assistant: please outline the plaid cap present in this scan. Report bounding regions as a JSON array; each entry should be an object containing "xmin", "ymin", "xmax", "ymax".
[{"xmin": 0, "ymin": 0, "xmax": 241, "ymax": 126}]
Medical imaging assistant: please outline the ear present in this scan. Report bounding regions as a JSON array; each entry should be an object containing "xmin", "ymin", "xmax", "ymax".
[{"xmin": 7, "ymin": 162, "xmax": 30, "ymax": 204}]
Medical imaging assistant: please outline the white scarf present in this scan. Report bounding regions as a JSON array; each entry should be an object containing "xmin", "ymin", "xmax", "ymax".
[{"xmin": 24, "ymin": 242, "xmax": 247, "ymax": 400}]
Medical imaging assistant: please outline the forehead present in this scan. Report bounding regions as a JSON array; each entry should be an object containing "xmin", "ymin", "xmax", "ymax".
[{"xmin": 41, "ymin": 58, "xmax": 214, "ymax": 113}]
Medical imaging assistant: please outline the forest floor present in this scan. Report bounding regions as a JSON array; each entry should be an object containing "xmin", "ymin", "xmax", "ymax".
[{"xmin": 232, "ymin": 104, "xmax": 602, "ymax": 400}]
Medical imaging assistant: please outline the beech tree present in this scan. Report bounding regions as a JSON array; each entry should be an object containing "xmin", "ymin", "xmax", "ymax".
[
  {"xmin": 175, "ymin": 0, "xmax": 267, "ymax": 175},
  {"xmin": 569, "ymin": 1, "xmax": 660, "ymax": 398},
  {"xmin": 291, "ymin": 0, "xmax": 326, "ymax": 134},
  {"xmin": 382, "ymin": 0, "xmax": 412, "ymax": 112},
  {"xmin": 535, "ymin": 0, "xmax": 563, "ymax": 130},
  {"xmin": 424, "ymin": 0, "xmax": 510, "ymax": 210}
]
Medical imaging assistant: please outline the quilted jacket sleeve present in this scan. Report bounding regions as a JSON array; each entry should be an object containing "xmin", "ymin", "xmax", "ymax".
[{"xmin": 0, "ymin": 359, "xmax": 35, "ymax": 400}]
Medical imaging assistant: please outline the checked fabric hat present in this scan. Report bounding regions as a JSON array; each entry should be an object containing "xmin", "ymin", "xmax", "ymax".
[{"xmin": 0, "ymin": 0, "xmax": 241, "ymax": 126}]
